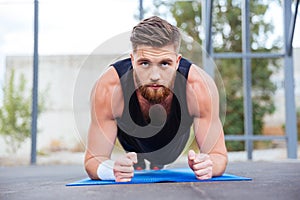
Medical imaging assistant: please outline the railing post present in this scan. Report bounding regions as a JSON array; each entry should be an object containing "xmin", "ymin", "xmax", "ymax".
[
  {"xmin": 242, "ymin": 0, "xmax": 253, "ymax": 160},
  {"xmin": 283, "ymin": 0, "xmax": 298, "ymax": 159}
]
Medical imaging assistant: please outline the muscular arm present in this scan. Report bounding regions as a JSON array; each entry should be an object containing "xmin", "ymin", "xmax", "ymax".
[
  {"xmin": 84, "ymin": 67, "xmax": 122, "ymax": 179},
  {"xmin": 187, "ymin": 65, "xmax": 228, "ymax": 177}
]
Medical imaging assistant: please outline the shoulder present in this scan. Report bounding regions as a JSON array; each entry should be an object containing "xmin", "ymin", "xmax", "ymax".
[
  {"xmin": 92, "ymin": 66, "xmax": 120, "ymax": 96},
  {"xmin": 186, "ymin": 64, "xmax": 219, "ymax": 117},
  {"xmin": 91, "ymin": 66, "xmax": 123, "ymax": 119},
  {"xmin": 187, "ymin": 64, "xmax": 217, "ymax": 92}
]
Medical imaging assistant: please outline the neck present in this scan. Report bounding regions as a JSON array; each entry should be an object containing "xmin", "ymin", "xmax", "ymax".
[{"xmin": 136, "ymin": 90, "xmax": 173, "ymax": 121}]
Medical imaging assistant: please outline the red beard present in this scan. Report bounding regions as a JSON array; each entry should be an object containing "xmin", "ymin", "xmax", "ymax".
[{"xmin": 138, "ymin": 85, "xmax": 171, "ymax": 104}]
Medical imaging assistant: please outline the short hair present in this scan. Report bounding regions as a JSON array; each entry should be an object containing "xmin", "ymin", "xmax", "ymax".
[{"xmin": 130, "ymin": 16, "xmax": 181, "ymax": 54}]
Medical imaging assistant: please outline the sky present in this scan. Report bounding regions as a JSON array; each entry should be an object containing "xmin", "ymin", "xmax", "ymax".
[
  {"xmin": 0, "ymin": 0, "xmax": 300, "ymax": 102},
  {"xmin": 0, "ymin": 0, "xmax": 144, "ymax": 102}
]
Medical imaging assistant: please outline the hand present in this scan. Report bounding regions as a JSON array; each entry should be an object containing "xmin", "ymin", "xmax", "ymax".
[
  {"xmin": 114, "ymin": 152, "xmax": 137, "ymax": 182},
  {"xmin": 188, "ymin": 150, "xmax": 213, "ymax": 180}
]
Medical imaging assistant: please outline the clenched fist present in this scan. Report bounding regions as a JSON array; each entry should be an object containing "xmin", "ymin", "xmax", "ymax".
[
  {"xmin": 188, "ymin": 150, "xmax": 213, "ymax": 180},
  {"xmin": 114, "ymin": 152, "xmax": 137, "ymax": 182}
]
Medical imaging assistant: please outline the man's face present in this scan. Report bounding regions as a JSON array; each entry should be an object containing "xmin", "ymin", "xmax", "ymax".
[{"xmin": 131, "ymin": 45, "xmax": 181, "ymax": 104}]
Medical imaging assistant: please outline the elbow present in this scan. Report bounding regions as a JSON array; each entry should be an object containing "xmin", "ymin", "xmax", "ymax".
[
  {"xmin": 84, "ymin": 158, "xmax": 100, "ymax": 180},
  {"xmin": 212, "ymin": 154, "xmax": 228, "ymax": 177}
]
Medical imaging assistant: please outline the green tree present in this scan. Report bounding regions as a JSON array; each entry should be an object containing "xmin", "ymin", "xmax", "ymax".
[
  {"xmin": 153, "ymin": 0, "xmax": 281, "ymax": 151},
  {"xmin": 0, "ymin": 69, "xmax": 46, "ymax": 153}
]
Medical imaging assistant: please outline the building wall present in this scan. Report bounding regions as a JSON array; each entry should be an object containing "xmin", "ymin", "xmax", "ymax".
[{"xmin": 2, "ymin": 54, "xmax": 120, "ymax": 155}]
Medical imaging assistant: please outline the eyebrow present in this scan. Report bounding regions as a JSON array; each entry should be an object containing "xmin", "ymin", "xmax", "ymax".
[
  {"xmin": 136, "ymin": 58, "xmax": 174, "ymax": 63},
  {"xmin": 159, "ymin": 58, "xmax": 174, "ymax": 63},
  {"xmin": 136, "ymin": 58, "xmax": 151, "ymax": 63}
]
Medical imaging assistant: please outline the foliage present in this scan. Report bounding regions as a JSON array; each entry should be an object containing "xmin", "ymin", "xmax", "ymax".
[
  {"xmin": 153, "ymin": 0, "xmax": 281, "ymax": 151},
  {"xmin": 0, "ymin": 69, "xmax": 46, "ymax": 153}
]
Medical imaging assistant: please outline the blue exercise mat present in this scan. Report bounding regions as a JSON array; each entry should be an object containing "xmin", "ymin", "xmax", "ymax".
[{"xmin": 66, "ymin": 168, "xmax": 251, "ymax": 186}]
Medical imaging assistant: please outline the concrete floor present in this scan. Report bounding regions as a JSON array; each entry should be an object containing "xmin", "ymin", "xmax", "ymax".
[{"xmin": 0, "ymin": 161, "xmax": 300, "ymax": 200}]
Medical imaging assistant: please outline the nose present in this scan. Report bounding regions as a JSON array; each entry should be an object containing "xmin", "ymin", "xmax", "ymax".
[{"xmin": 150, "ymin": 67, "xmax": 160, "ymax": 82}]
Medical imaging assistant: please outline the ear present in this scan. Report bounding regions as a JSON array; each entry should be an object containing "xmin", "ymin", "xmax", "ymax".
[
  {"xmin": 130, "ymin": 53, "xmax": 134, "ymax": 62},
  {"xmin": 175, "ymin": 54, "xmax": 182, "ymax": 70},
  {"xmin": 130, "ymin": 53, "xmax": 136, "ymax": 68}
]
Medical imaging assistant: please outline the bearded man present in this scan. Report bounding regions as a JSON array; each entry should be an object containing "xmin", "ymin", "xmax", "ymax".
[{"xmin": 84, "ymin": 16, "xmax": 228, "ymax": 182}]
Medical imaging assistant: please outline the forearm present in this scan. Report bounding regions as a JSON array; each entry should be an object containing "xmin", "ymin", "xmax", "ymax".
[{"xmin": 209, "ymin": 153, "xmax": 228, "ymax": 176}]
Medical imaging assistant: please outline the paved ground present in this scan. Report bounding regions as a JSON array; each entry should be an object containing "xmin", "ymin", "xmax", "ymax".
[
  {"xmin": 2, "ymin": 144, "xmax": 298, "ymax": 166},
  {"xmin": 1, "ymin": 161, "xmax": 300, "ymax": 200}
]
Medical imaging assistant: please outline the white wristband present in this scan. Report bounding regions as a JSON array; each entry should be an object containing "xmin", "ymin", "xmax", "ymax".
[{"xmin": 97, "ymin": 160, "xmax": 116, "ymax": 180}]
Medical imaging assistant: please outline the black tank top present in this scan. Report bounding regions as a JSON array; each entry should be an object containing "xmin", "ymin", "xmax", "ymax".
[{"xmin": 112, "ymin": 58, "xmax": 193, "ymax": 154}]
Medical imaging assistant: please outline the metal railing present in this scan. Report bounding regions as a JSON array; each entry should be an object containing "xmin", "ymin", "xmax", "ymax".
[{"xmin": 202, "ymin": 0, "xmax": 298, "ymax": 159}]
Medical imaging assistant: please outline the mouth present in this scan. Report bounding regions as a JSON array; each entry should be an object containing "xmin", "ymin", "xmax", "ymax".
[{"xmin": 147, "ymin": 84, "xmax": 164, "ymax": 90}]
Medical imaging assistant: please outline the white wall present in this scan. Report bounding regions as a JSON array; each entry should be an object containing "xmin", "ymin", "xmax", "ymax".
[{"xmin": 2, "ymin": 54, "xmax": 121, "ymax": 155}]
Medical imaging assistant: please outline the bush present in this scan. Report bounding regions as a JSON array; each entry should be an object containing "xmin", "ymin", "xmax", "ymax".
[{"xmin": 0, "ymin": 69, "xmax": 46, "ymax": 153}]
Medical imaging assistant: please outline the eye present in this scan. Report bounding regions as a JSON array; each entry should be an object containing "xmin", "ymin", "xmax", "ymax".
[
  {"xmin": 161, "ymin": 62, "xmax": 170, "ymax": 68},
  {"xmin": 140, "ymin": 61, "xmax": 149, "ymax": 68}
]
